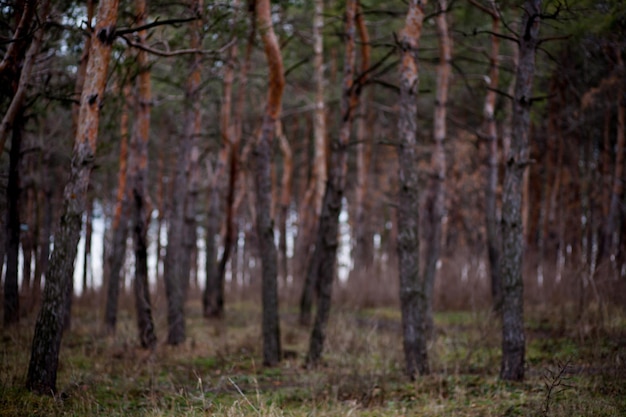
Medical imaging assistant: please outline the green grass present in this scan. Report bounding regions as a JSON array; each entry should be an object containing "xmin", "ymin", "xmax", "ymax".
[{"xmin": 1, "ymin": 298, "xmax": 625, "ymax": 416}]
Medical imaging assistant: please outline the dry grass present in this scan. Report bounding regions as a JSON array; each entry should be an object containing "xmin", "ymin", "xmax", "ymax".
[{"xmin": 1, "ymin": 291, "xmax": 625, "ymax": 416}]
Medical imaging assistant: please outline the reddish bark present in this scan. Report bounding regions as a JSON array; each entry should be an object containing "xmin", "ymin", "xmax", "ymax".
[
  {"xmin": 255, "ymin": 0, "xmax": 285, "ymax": 366},
  {"xmin": 27, "ymin": 0, "xmax": 120, "ymax": 394}
]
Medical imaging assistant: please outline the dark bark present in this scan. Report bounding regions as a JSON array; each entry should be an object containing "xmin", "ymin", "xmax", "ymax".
[
  {"xmin": 204, "ymin": 190, "xmax": 223, "ymax": 317},
  {"xmin": 500, "ymin": 0, "xmax": 541, "ymax": 382},
  {"xmin": 396, "ymin": 0, "xmax": 428, "ymax": 378},
  {"xmin": 104, "ymin": 203, "xmax": 129, "ymax": 332},
  {"xmin": 4, "ymin": 109, "xmax": 23, "ymax": 326},
  {"xmin": 26, "ymin": 0, "xmax": 118, "ymax": 394},
  {"xmin": 104, "ymin": 83, "xmax": 131, "ymax": 334},
  {"xmin": 298, "ymin": 0, "xmax": 326, "ymax": 325},
  {"xmin": 129, "ymin": 0, "xmax": 157, "ymax": 349},
  {"xmin": 255, "ymin": 0, "xmax": 285, "ymax": 366},
  {"xmin": 477, "ymin": 0, "xmax": 502, "ymax": 311},
  {"xmin": 132, "ymin": 190, "xmax": 156, "ymax": 349},
  {"xmin": 306, "ymin": 0, "xmax": 358, "ymax": 367},
  {"xmin": 423, "ymin": 0, "xmax": 450, "ymax": 337},
  {"xmin": 180, "ymin": 0, "xmax": 203, "ymax": 299},
  {"xmin": 82, "ymin": 196, "xmax": 93, "ymax": 294}
]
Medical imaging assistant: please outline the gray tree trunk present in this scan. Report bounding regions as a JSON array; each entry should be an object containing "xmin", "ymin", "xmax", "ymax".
[
  {"xmin": 4, "ymin": 109, "xmax": 23, "ymax": 326},
  {"xmin": 500, "ymin": 0, "xmax": 542, "ymax": 382},
  {"xmin": 306, "ymin": 0, "xmax": 358, "ymax": 367},
  {"xmin": 396, "ymin": 0, "xmax": 428, "ymax": 378}
]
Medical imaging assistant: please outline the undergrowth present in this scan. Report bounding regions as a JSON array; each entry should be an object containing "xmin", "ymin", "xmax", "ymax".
[{"xmin": 1, "ymin": 296, "xmax": 624, "ymax": 416}]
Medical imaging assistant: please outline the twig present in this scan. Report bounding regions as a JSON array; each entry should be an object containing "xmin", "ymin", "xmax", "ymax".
[{"xmin": 228, "ymin": 377, "xmax": 260, "ymax": 416}]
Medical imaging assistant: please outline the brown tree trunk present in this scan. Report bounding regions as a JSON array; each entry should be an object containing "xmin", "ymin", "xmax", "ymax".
[
  {"xmin": 0, "ymin": 0, "xmax": 42, "ymax": 155},
  {"xmin": 306, "ymin": 0, "xmax": 359, "ymax": 367},
  {"xmin": 423, "ymin": 0, "xmax": 451, "ymax": 336},
  {"xmin": 254, "ymin": 0, "xmax": 285, "ymax": 366},
  {"xmin": 104, "ymin": 82, "xmax": 131, "ymax": 334},
  {"xmin": 204, "ymin": 0, "xmax": 252, "ymax": 317},
  {"xmin": 603, "ymin": 52, "xmax": 625, "ymax": 259},
  {"xmin": 26, "ymin": 0, "xmax": 119, "ymax": 394},
  {"xmin": 129, "ymin": 0, "xmax": 157, "ymax": 350},
  {"xmin": 396, "ymin": 0, "xmax": 427, "ymax": 379},
  {"xmin": 500, "ymin": 0, "xmax": 541, "ymax": 382},
  {"xmin": 0, "ymin": 1, "xmax": 35, "ymax": 83},
  {"xmin": 352, "ymin": 3, "xmax": 373, "ymax": 272},
  {"xmin": 298, "ymin": 0, "xmax": 327, "ymax": 325}
]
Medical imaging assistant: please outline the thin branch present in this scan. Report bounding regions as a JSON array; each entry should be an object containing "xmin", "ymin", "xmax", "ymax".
[
  {"xmin": 537, "ymin": 34, "xmax": 571, "ymax": 46},
  {"xmin": 462, "ymin": 28, "xmax": 519, "ymax": 45},
  {"xmin": 529, "ymin": 94, "xmax": 554, "ymax": 104},
  {"xmin": 120, "ymin": 35, "xmax": 235, "ymax": 57},
  {"xmin": 115, "ymin": 16, "xmax": 198, "ymax": 37},
  {"xmin": 353, "ymin": 46, "xmax": 396, "ymax": 88},
  {"xmin": 466, "ymin": 0, "xmax": 497, "ymax": 18},
  {"xmin": 486, "ymin": 86, "xmax": 514, "ymax": 101},
  {"xmin": 284, "ymin": 56, "xmax": 311, "ymax": 78}
]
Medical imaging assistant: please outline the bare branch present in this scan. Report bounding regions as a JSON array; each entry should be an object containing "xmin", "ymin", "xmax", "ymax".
[
  {"xmin": 461, "ymin": 28, "xmax": 519, "ymax": 45},
  {"xmin": 115, "ymin": 16, "xmax": 198, "ymax": 37},
  {"xmin": 120, "ymin": 35, "xmax": 235, "ymax": 57},
  {"xmin": 486, "ymin": 86, "xmax": 514, "ymax": 101},
  {"xmin": 466, "ymin": 0, "xmax": 497, "ymax": 18}
]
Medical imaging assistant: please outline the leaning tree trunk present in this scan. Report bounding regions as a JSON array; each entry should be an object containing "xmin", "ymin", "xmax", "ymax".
[
  {"xmin": 254, "ymin": 0, "xmax": 285, "ymax": 366},
  {"xmin": 306, "ymin": 0, "xmax": 359, "ymax": 367},
  {"xmin": 26, "ymin": 0, "xmax": 119, "ymax": 394},
  {"xmin": 500, "ymin": 0, "xmax": 541, "ymax": 382},
  {"xmin": 298, "ymin": 0, "xmax": 327, "ymax": 325},
  {"xmin": 129, "ymin": 0, "xmax": 157, "ymax": 350},
  {"xmin": 2, "ymin": 0, "xmax": 50, "ymax": 326},
  {"xmin": 204, "ymin": 9, "xmax": 242, "ymax": 317},
  {"xmin": 397, "ymin": 0, "xmax": 428, "ymax": 379}
]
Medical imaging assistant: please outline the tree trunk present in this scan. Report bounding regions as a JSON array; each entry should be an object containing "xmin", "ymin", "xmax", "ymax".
[
  {"xmin": 0, "ymin": 1, "xmax": 43, "ymax": 156},
  {"xmin": 500, "ymin": 0, "xmax": 541, "ymax": 382},
  {"xmin": 129, "ymin": 0, "xmax": 157, "ymax": 350},
  {"xmin": 396, "ymin": 0, "xmax": 427, "ymax": 379},
  {"xmin": 82, "ymin": 196, "xmax": 93, "ymax": 295},
  {"xmin": 163, "ymin": 0, "xmax": 204, "ymax": 345},
  {"xmin": 474, "ymin": 0, "xmax": 502, "ymax": 311},
  {"xmin": 26, "ymin": 0, "xmax": 119, "ymax": 394},
  {"xmin": 423, "ymin": 0, "xmax": 450, "ymax": 336},
  {"xmin": 204, "ymin": 7, "xmax": 245, "ymax": 317},
  {"xmin": 603, "ymin": 52, "xmax": 625, "ymax": 260},
  {"xmin": 277, "ymin": 120, "xmax": 292, "ymax": 285},
  {"xmin": 254, "ymin": 0, "xmax": 285, "ymax": 366},
  {"xmin": 4, "ymin": 109, "xmax": 23, "ymax": 326},
  {"xmin": 104, "ymin": 82, "xmax": 131, "ymax": 334},
  {"xmin": 352, "ymin": 3, "xmax": 373, "ymax": 272},
  {"xmin": 306, "ymin": 0, "xmax": 358, "ymax": 367},
  {"xmin": 298, "ymin": 0, "xmax": 327, "ymax": 325},
  {"xmin": 181, "ymin": 0, "xmax": 203, "ymax": 299}
]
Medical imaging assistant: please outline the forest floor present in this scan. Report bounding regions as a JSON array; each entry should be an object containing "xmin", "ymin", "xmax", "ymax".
[{"xmin": 1, "ymin": 296, "xmax": 625, "ymax": 416}]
